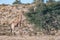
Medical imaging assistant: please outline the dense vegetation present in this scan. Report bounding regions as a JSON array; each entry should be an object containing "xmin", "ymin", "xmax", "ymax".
[{"xmin": 25, "ymin": 2, "xmax": 60, "ymax": 35}]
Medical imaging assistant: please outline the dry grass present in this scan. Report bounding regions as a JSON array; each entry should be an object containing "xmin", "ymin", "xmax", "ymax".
[{"xmin": 0, "ymin": 35, "xmax": 60, "ymax": 40}]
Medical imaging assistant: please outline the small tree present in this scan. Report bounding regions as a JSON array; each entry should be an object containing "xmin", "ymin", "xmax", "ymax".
[{"xmin": 33, "ymin": 0, "xmax": 44, "ymax": 3}]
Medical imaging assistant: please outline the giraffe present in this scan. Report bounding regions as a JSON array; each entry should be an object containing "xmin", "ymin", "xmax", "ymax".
[
  {"xmin": 9, "ymin": 10, "xmax": 26, "ymax": 35},
  {"xmin": 9, "ymin": 12, "xmax": 22, "ymax": 35}
]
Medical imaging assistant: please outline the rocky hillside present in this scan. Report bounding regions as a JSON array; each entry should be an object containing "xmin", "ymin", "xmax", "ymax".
[{"xmin": 0, "ymin": 4, "xmax": 36, "ymax": 36}]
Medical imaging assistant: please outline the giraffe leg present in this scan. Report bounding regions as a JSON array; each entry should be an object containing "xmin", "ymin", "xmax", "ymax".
[{"xmin": 11, "ymin": 24, "xmax": 15, "ymax": 35}]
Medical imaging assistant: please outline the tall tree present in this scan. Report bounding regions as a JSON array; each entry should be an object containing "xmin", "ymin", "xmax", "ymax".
[
  {"xmin": 13, "ymin": 0, "xmax": 21, "ymax": 4},
  {"xmin": 48, "ymin": 0, "xmax": 55, "ymax": 2}
]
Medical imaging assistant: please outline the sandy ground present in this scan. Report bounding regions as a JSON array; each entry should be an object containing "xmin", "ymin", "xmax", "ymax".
[{"xmin": 0, "ymin": 35, "xmax": 60, "ymax": 40}]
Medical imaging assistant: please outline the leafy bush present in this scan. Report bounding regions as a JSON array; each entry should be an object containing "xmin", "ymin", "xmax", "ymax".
[{"xmin": 25, "ymin": 2, "xmax": 60, "ymax": 35}]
